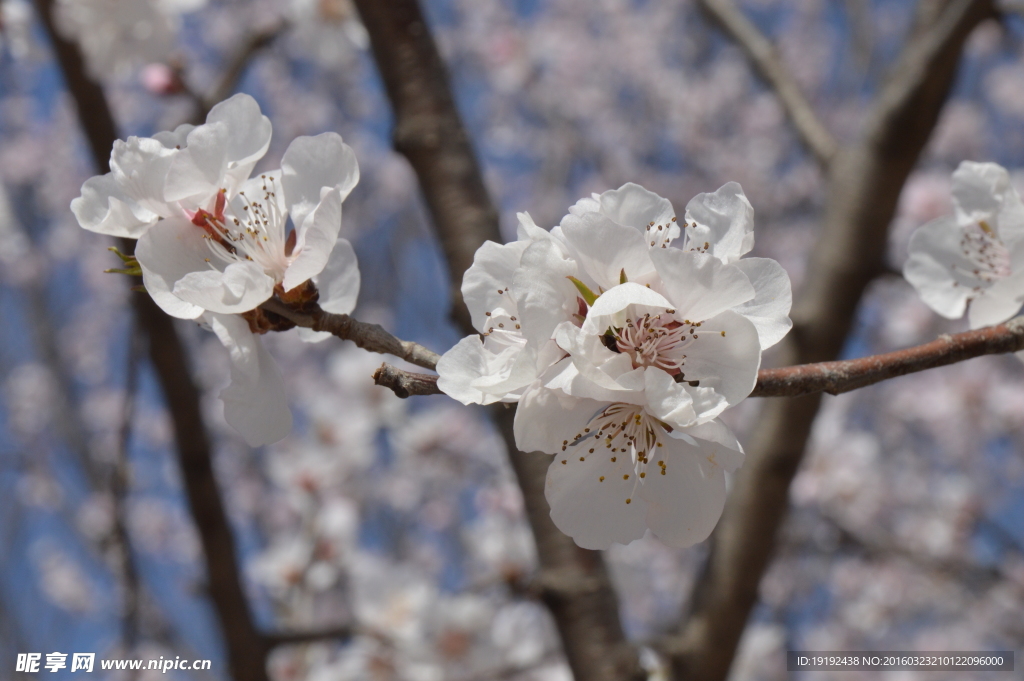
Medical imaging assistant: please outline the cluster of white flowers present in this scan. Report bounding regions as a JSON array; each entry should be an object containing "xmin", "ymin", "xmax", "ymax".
[
  {"xmin": 438, "ymin": 183, "xmax": 793, "ymax": 549},
  {"xmin": 71, "ymin": 93, "xmax": 361, "ymax": 446},
  {"xmin": 903, "ymin": 161, "xmax": 1024, "ymax": 343}
]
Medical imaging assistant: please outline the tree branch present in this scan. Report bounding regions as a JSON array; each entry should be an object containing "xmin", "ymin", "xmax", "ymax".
[
  {"xmin": 258, "ymin": 298, "xmax": 440, "ymax": 370},
  {"xmin": 351, "ymin": 2, "xmax": 645, "ymax": 679},
  {"xmin": 695, "ymin": 0, "xmax": 839, "ymax": 166},
  {"xmin": 667, "ymin": 1, "xmax": 997, "ymax": 679},
  {"xmin": 370, "ymin": 317, "xmax": 1024, "ymax": 399},
  {"xmin": 33, "ymin": 2, "xmax": 270, "ymax": 679},
  {"xmin": 263, "ymin": 625, "xmax": 354, "ymax": 648},
  {"xmin": 190, "ymin": 23, "xmax": 284, "ymax": 122}
]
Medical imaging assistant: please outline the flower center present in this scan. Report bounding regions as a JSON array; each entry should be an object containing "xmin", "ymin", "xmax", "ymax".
[
  {"xmin": 606, "ymin": 310, "xmax": 700, "ymax": 375},
  {"xmin": 191, "ymin": 176, "xmax": 291, "ymax": 281},
  {"xmin": 563, "ymin": 403, "xmax": 670, "ymax": 491},
  {"xmin": 955, "ymin": 220, "xmax": 1012, "ymax": 288}
]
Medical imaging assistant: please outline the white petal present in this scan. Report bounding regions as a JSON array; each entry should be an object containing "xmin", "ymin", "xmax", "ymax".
[
  {"xmin": 283, "ymin": 190, "xmax": 343, "ymax": 292},
  {"xmin": 436, "ymin": 335, "xmax": 506, "ymax": 406},
  {"xmin": 951, "ymin": 161, "xmax": 1010, "ymax": 226},
  {"xmin": 642, "ymin": 369, "xmax": 700, "ymax": 428},
  {"xmin": 173, "ymin": 261, "xmax": 276, "ymax": 315},
  {"xmin": 513, "ymin": 385, "xmax": 600, "ymax": 454},
  {"xmin": 595, "ymin": 183, "xmax": 677, "ymax": 238},
  {"xmin": 581, "ymin": 282, "xmax": 674, "ymax": 335},
  {"xmin": 281, "ymin": 133, "xmax": 359, "ymax": 231},
  {"xmin": 649, "ymin": 248, "xmax": 756, "ymax": 322},
  {"xmin": 677, "ymin": 310, "xmax": 761, "ymax": 405},
  {"xmin": 640, "ymin": 438, "xmax": 727, "ymax": 547},
  {"xmin": 312, "ymin": 237, "xmax": 360, "ymax": 315},
  {"xmin": 730, "ymin": 258, "xmax": 793, "ymax": 348},
  {"xmin": 71, "ymin": 173, "xmax": 157, "ymax": 238},
  {"xmin": 462, "ymin": 239, "xmax": 529, "ymax": 332},
  {"xmin": 554, "ymin": 322, "xmax": 646, "ymax": 396},
  {"xmin": 560, "ymin": 212, "xmax": 656, "ymax": 290},
  {"xmin": 968, "ymin": 272, "xmax": 1024, "ymax": 328},
  {"xmin": 684, "ymin": 182, "xmax": 755, "ymax": 263},
  {"xmin": 109, "ymin": 135, "xmax": 181, "ymax": 218},
  {"xmin": 512, "ymin": 237, "xmax": 578, "ymax": 347},
  {"xmin": 545, "ymin": 439, "xmax": 649, "ymax": 550},
  {"xmin": 903, "ymin": 216, "xmax": 985, "ymax": 319},
  {"xmin": 204, "ymin": 93, "xmax": 273, "ymax": 192},
  {"xmin": 135, "ymin": 217, "xmax": 210, "ymax": 319},
  {"xmin": 207, "ymin": 313, "xmax": 293, "ymax": 447},
  {"xmin": 676, "ymin": 419, "xmax": 744, "ymax": 472}
]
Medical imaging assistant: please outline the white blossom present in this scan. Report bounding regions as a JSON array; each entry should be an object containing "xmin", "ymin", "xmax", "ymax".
[
  {"xmin": 438, "ymin": 182, "xmax": 792, "ymax": 549},
  {"xmin": 904, "ymin": 161, "xmax": 1024, "ymax": 330},
  {"xmin": 71, "ymin": 94, "xmax": 362, "ymax": 446}
]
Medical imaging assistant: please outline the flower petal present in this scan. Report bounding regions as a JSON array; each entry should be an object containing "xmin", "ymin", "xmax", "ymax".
[
  {"xmin": 560, "ymin": 211, "xmax": 656, "ymax": 290},
  {"xmin": 173, "ymin": 262, "xmax": 276, "ymax": 315},
  {"xmin": 135, "ymin": 217, "xmax": 210, "ymax": 319},
  {"xmin": 281, "ymin": 132, "xmax": 359, "ymax": 230},
  {"xmin": 968, "ymin": 271, "xmax": 1024, "ymax": 328},
  {"xmin": 676, "ymin": 310, "xmax": 761, "ymax": 405},
  {"xmin": 640, "ymin": 437, "xmax": 727, "ymax": 547},
  {"xmin": 463, "ymin": 239, "xmax": 529, "ymax": 332},
  {"xmin": 676, "ymin": 419, "xmax": 744, "ymax": 472},
  {"xmin": 595, "ymin": 183, "xmax": 677, "ymax": 239},
  {"xmin": 903, "ymin": 216, "xmax": 986, "ymax": 319},
  {"xmin": 545, "ymin": 440, "xmax": 650, "ymax": 550},
  {"xmin": 71, "ymin": 173, "xmax": 158, "ymax": 238},
  {"xmin": 730, "ymin": 257, "xmax": 793, "ymax": 348},
  {"xmin": 951, "ymin": 161, "xmax": 1011, "ymax": 226},
  {"xmin": 512, "ymin": 237, "xmax": 578, "ymax": 346},
  {"xmin": 207, "ymin": 313, "xmax": 293, "ymax": 447},
  {"xmin": 649, "ymin": 248, "xmax": 755, "ymax": 322},
  {"xmin": 282, "ymin": 190, "xmax": 342, "ymax": 292},
  {"xmin": 436, "ymin": 335, "xmax": 507, "ymax": 405},
  {"xmin": 313, "ymin": 237, "xmax": 361, "ymax": 315},
  {"xmin": 684, "ymin": 182, "xmax": 754, "ymax": 263}
]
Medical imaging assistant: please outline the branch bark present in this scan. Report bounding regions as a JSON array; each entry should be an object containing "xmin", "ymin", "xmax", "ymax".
[
  {"xmin": 351, "ymin": 2, "xmax": 644, "ymax": 679},
  {"xmin": 695, "ymin": 0, "xmax": 839, "ymax": 166},
  {"xmin": 370, "ymin": 317, "xmax": 1024, "ymax": 399},
  {"xmin": 667, "ymin": 2, "xmax": 996, "ymax": 679},
  {"xmin": 33, "ymin": 2, "xmax": 271, "ymax": 679}
]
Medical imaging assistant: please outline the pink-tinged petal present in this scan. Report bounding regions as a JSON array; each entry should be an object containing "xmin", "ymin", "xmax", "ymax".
[
  {"xmin": 135, "ymin": 217, "xmax": 210, "ymax": 319},
  {"xmin": 968, "ymin": 272, "xmax": 1024, "ymax": 328},
  {"xmin": 312, "ymin": 238, "xmax": 360, "ymax": 315},
  {"xmin": 650, "ymin": 248, "xmax": 755, "ymax": 322},
  {"xmin": 684, "ymin": 182, "xmax": 754, "ymax": 263},
  {"xmin": 951, "ymin": 161, "xmax": 1010, "ymax": 226},
  {"xmin": 71, "ymin": 173, "xmax": 157, "ymax": 238},
  {"xmin": 281, "ymin": 133, "xmax": 359, "ymax": 230},
  {"xmin": 173, "ymin": 261, "xmax": 276, "ymax": 315},
  {"xmin": 560, "ymin": 212, "xmax": 656, "ymax": 290},
  {"xmin": 640, "ymin": 438, "xmax": 727, "ymax": 547},
  {"xmin": 282, "ymin": 191, "xmax": 342, "ymax": 292},
  {"xmin": 730, "ymin": 257, "xmax": 793, "ymax": 348},
  {"xmin": 512, "ymin": 238, "xmax": 577, "ymax": 346},
  {"xmin": 595, "ymin": 183, "xmax": 676, "ymax": 238},
  {"xmin": 904, "ymin": 216, "xmax": 987, "ymax": 319},
  {"xmin": 207, "ymin": 313, "xmax": 293, "ymax": 447},
  {"xmin": 545, "ymin": 439, "xmax": 649, "ymax": 550},
  {"xmin": 463, "ymin": 239, "xmax": 529, "ymax": 332},
  {"xmin": 676, "ymin": 310, "xmax": 761, "ymax": 405},
  {"xmin": 436, "ymin": 336, "xmax": 507, "ymax": 405}
]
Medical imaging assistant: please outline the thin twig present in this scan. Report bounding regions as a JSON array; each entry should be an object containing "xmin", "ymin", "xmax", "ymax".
[
  {"xmin": 370, "ymin": 318, "xmax": 1024, "ymax": 399},
  {"xmin": 263, "ymin": 625, "xmax": 354, "ymax": 648},
  {"xmin": 695, "ymin": 0, "xmax": 838, "ymax": 166},
  {"xmin": 258, "ymin": 298, "xmax": 440, "ymax": 370},
  {"xmin": 193, "ymin": 23, "xmax": 285, "ymax": 122}
]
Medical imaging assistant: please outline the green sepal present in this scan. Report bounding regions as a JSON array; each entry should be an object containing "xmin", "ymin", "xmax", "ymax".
[
  {"xmin": 566, "ymin": 276, "xmax": 599, "ymax": 306},
  {"xmin": 104, "ymin": 266, "xmax": 143, "ymax": 276},
  {"xmin": 108, "ymin": 246, "xmax": 137, "ymax": 264},
  {"xmin": 619, "ymin": 268, "xmax": 628, "ymax": 284}
]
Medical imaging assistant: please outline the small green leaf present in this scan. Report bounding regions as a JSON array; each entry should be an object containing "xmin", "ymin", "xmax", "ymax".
[
  {"xmin": 566, "ymin": 276, "xmax": 599, "ymax": 306},
  {"xmin": 104, "ymin": 266, "xmax": 143, "ymax": 276},
  {"xmin": 619, "ymin": 268, "xmax": 628, "ymax": 284},
  {"xmin": 107, "ymin": 246, "xmax": 137, "ymax": 263}
]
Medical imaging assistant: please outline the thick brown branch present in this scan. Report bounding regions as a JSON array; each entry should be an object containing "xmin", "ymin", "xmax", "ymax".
[
  {"xmin": 695, "ymin": 0, "xmax": 838, "ymax": 166},
  {"xmin": 372, "ymin": 318, "xmax": 1024, "ymax": 399},
  {"xmin": 351, "ymin": 2, "xmax": 644, "ymax": 679},
  {"xmin": 259, "ymin": 298, "xmax": 440, "ymax": 370},
  {"xmin": 34, "ymin": 2, "xmax": 270, "ymax": 679}
]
